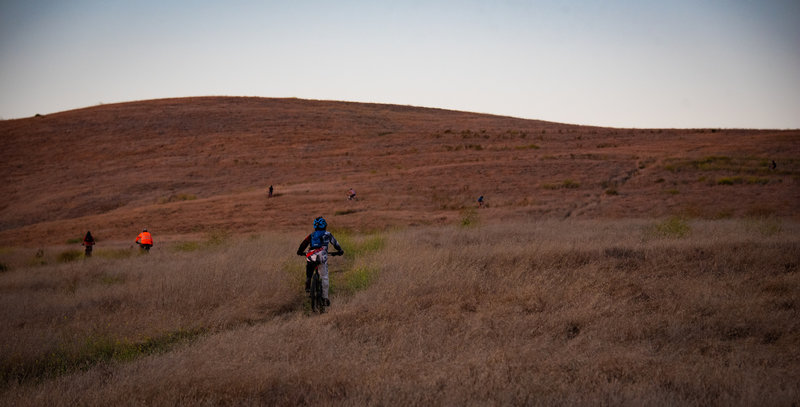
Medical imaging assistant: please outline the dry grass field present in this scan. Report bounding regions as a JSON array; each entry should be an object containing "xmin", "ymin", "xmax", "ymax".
[
  {"xmin": 1, "ymin": 97, "xmax": 799, "ymax": 405},
  {"xmin": 0, "ymin": 218, "xmax": 798, "ymax": 405}
]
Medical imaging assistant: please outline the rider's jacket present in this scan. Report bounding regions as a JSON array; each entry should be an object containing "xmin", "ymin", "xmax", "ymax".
[
  {"xmin": 136, "ymin": 232, "xmax": 153, "ymax": 245},
  {"xmin": 297, "ymin": 230, "xmax": 342, "ymax": 254}
]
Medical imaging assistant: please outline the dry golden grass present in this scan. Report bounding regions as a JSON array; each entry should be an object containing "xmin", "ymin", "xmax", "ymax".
[{"xmin": 1, "ymin": 218, "xmax": 798, "ymax": 405}]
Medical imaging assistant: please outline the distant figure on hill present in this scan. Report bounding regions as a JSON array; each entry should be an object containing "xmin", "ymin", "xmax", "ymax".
[
  {"xmin": 770, "ymin": 160, "xmax": 777, "ymax": 170},
  {"xmin": 348, "ymin": 188, "xmax": 357, "ymax": 200},
  {"xmin": 268, "ymin": 185, "xmax": 274, "ymax": 198},
  {"xmin": 296, "ymin": 217, "xmax": 344, "ymax": 306},
  {"xmin": 135, "ymin": 228, "xmax": 153, "ymax": 253},
  {"xmin": 82, "ymin": 231, "xmax": 95, "ymax": 257},
  {"xmin": 477, "ymin": 195, "xmax": 484, "ymax": 208}
]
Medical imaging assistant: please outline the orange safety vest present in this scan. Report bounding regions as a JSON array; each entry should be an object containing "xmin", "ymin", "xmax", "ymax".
[{"xmin": 136, "ymin": 232, "xmax": 153, "ymax": 245}]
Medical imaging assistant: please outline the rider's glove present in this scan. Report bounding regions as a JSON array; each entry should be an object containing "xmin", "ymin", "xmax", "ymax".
[
  {"xmin": 296, "ymin": 250, "xmax": 305, "ymax": 256},
  {"xmin": 332, "ymin": 250, "xmax": 344, "ymax": 256}
]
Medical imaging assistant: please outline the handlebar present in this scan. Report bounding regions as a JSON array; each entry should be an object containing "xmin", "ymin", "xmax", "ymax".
[{"xmin": 298, "ymin": 250, "xmax": 344, "ymax": 256}]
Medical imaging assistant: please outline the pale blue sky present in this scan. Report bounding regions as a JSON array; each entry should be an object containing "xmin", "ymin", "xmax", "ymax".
[{"xmin": 1, "ymin": 0, "xmax": 798, "ymax": 128}]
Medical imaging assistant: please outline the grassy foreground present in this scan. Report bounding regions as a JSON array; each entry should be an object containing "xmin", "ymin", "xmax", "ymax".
[{"xmin": 1, "ymin": 218, "xmax": 798, "ymax": 405}]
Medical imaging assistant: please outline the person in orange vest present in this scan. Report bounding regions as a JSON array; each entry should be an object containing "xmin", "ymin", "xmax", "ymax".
[{"xmin": 135, "ymin": 228, "xmax": 153, "ymax": 252}]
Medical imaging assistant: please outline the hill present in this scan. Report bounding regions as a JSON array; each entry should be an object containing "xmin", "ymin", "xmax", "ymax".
[
  {"xmin": 1, "ymin": 96, "xmax": 798, "ymax": 246},
  {"xmin": 1, "ymin": 97, "xmax": 799, "ymax": 404}
]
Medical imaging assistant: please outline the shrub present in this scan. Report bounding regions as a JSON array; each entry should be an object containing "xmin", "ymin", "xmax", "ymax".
[
  {"xmin": 562, "ymin": 179, "xmax": 580, "ymax": 189},
  {"xmin": 605, "ymin": 188, "xmax": 618, "ymax": 196},
  {"xmin": 0, "ymin": 262, "xmax": 8, "ymax": 272}
]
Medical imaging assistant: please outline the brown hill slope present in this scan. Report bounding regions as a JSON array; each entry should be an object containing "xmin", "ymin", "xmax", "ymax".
[{"xmin": 1, "ymin": 96, "xmax": 798, "ymax": 246}]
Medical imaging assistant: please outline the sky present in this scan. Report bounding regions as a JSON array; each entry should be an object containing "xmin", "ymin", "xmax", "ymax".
[{"xmin": 1, "ymin": 0, "xmax": 799, "ymax": 128}]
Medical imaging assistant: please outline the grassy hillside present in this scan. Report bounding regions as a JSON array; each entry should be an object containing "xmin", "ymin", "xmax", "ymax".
[
  {"xmin": 1, "ymin": 97, "xmax": 798, "ymax": 404},
  {"xmin": 1, "ymin": 97, "xmax": 798, "ymax": 247},
  {"xmin": 1, "ymin": 218, "xmax": 798, "ymax": 405}
]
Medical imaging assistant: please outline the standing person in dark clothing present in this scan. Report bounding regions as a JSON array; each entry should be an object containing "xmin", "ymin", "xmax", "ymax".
[
  {"xmin": 82, "ymin": 231, "xmax": 95, "ymax": 257},
  {"xmin": 268, "ymin": 185, "xmax": 274, "ymax": 197}
]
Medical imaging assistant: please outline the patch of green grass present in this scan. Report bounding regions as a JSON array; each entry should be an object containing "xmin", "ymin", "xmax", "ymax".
[
  {"xmin": 333, "ymin": 266, "xmax": 379, "ymax": 296},
  {"xmin": 205, "ymin": 229, "xmax": 230, "ymax": 246},
  {"xmin": 171, "ymin": 230, "xmax": 230, "ymax": 252},
  {"xmin": 57, "ymin": 250, "xmax": 83, "ymax": 263},
  {"xmin": 66, "ymin": 238, "xmax": 82, "ymax": 244},
  {"xmin": 460, "ymin": 208, "xmax": 478, "ymax": 227},
  {"xmin": 1, "ymin": 329, "xmax": 205, "ymax": 387},
  {"xmin": 693, "ymin": 156, "xmax": 732, "ymax": 170},
  {"xmin": 172, "ymin": 241, "xmax": 202, "ymax": 252},
  {"xmin": 717, "ymin": 176, "xmax": 743, "ymax": 185},
  {"xmin": 94, "ymin": 249, "xmax": 134, "ymax": 259},
  {"xmin": 332, "ymin": 232, "xmax": 385, "ymax": 258},
  {"xmin": 746, "ymin": 176, "xmax": 770, "ymax": 185},
  {"xmin": 96, "ymin": 273, "xmax": 125, "ymax": 285},
  {"xmin": 652, "ymin": 216, "xmax": 691, "ymax": 238}
]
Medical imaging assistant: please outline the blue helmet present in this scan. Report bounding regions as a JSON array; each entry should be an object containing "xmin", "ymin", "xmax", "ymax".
[{"xmin": 313, "ymin": 216, "xmax": 327, "ymax": 230}]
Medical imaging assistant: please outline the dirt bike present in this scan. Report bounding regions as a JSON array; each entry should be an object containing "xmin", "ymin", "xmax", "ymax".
[{"xmin": 304, "ymin": 249, "xmax": 342, "ymax": 313}]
